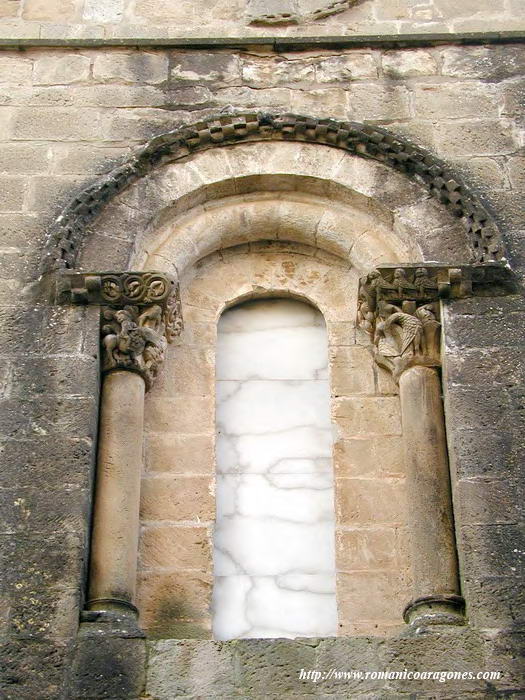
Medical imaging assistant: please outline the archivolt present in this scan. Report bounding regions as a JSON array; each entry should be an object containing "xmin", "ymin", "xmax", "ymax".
[{"xmin": 42, "ymin": 112, "xmax": 503, "ymax": 273}]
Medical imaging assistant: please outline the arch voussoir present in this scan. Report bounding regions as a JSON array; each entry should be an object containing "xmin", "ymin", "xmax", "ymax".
[{"xmin": 42, "ymin": 112, "xmax": 504, "ymax": 274}]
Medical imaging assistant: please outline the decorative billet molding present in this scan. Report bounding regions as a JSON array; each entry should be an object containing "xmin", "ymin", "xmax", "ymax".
[
  {"xmin": 58, "ymin": 271, "xmax": 183, "ymax": 389},
  {"xmin": 357, "ymin": 262, "xmax": 515, "ymax": 381},
  {"xmin": 247, "ymin": 0, "xmax": 354, "ymax": 25},
  {"xmin": 42, "ymin": 112, "xmax": 505, "ymax": 274}
]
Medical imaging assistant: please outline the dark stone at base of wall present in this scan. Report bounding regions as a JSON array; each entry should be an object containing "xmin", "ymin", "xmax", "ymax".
[{"xmin": 63, "ymin": 625, "xmax": 525, "ymax": 698}]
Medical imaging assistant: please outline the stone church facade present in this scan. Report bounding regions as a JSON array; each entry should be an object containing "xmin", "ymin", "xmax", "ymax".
[{"xmin": 0, "ymin": 1, "xmax": 524, "ymax": 698}]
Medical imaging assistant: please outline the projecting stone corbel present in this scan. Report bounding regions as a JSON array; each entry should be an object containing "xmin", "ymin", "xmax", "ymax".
[
  {"xmin": 58, "ymin": 270, "xmax": 183, "ymax": 621},
  {"xmin": 357, "ymin": 262, "xmax": 514, "ymax": 628}
]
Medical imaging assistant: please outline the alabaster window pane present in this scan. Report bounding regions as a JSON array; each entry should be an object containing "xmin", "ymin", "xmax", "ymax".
[{"xmin": 213, "ymin": 298, "xmax": 337, "ymax": 640}]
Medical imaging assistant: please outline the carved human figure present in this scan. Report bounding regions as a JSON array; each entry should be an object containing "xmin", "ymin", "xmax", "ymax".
[{"xmin": 415, "ymin": 303, "xmax": 441, "ymax": 360}]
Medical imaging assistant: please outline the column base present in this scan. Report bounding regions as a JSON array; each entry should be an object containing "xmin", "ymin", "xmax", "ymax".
[
  {"xmin": 86, "ymin": 597, "xmax": 139, "ymax": 618},
  {"xmin": 403, "ymin": 594, "xmax": 465, "ymax": 627}
]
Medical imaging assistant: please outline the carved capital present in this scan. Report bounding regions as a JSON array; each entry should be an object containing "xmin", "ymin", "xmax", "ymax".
[
  {"xmin": 357, "ymin": 263, "xmax": 514, "ymax": 381},
  {"xmin": 57, "ymin": 271, "xmax": 183, "ymax": 390}
]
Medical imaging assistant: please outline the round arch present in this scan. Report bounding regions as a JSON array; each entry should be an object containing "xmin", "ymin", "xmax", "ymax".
[{"xmin": 43, "ymin": 112, "xmax": 504, "ymax": 275}]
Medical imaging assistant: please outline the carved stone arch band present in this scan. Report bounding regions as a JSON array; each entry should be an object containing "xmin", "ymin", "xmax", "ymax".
[
  {"xmin": 43, "ymin": 112, "xmax": 505, "ymax": 276},
  {"xmin": 53, "ymin": 111, "xmax": 516, "ymax": 631}
]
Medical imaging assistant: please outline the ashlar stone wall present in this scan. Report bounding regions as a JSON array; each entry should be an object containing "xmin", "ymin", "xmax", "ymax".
[
  {"xmin": 0, "ymin": 30, "xmax": 523, "ymax": 700},
  {"xmin": 0, "ymin": 0, "xmax": 524, "ymax": 38}
]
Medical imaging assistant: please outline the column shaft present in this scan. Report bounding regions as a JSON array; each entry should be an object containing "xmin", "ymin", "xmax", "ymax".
[
  {"xmin": 399, "ymin": 365, "xmax": 463, "ymax": 624},
  {"xmin": 88, "ymin": 370, "xmax": 145, "ymax": 614}
]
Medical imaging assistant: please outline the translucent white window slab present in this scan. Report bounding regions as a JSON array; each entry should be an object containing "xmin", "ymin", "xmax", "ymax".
[{"xmin": 212, "ymin": 298, "xmax": 337, "ymax": 640}]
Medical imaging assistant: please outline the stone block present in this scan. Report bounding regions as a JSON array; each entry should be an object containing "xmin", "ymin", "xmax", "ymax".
[
  {"xmin": 508, "ymin": 155, "xmax": 525, "ymax": 191},
  {"xmin": 459, "ymin": 522, "xmax": 525, "ymax": 581},
  {"xmin": 456, "ymin": 478, "xmax": 523, "ymax": 525},
  {"xmin": 334, "ymin": 435, "xmax": 405, "ymax": 478},
  {"xmin": 315, "ymin": 53, "xmax": 377, "ymax": 82},
  {"xmin": 347, "ymin": 84, "xmax": 411, "ymax": 121},
  {"xmin": 241, "ymin": 56, "xmax": 315, "ymax": 88},
  {"xmin": 413, "ymin": 83, "xmax": 499, "ymax": 119},
  {"xmin": 502, "ymin": 79, "xmax": 525, "ymax": 125},
  {"xmin": 434, "ymin": 0, "xmax": 505, "ymax": 17},
  {"xmin": 68, "ymin": 635, "xmax": 146, "ymax": 699},
  {"xmin": 103, "ymin": 109, "xmax": 172, "ymax": 142},
  {"xmin": 139, "ymin": 525, "xmax": 212, "ymax": 570},
  {"xmin": 0, "ymin": 485, "xmax": 89, "ymax": 536},
  {"xmin": 382, "ymin": 49, "xmax": 438, "ymax": 78},
  {"xmin": 448, "ymin": 426, "xmax": 522, "ymax": 480},
  {"xmin": 83, "ymin": 0, "xmax": 123, "ymax": 22},
  {"xmin": 137, "ymin": 571, "xmax": 212, "ymax": 633},
  {"xmin": 12, "ymin": 107, "xmax": 102, "ymax": 141},
  {"xmin": 483, "ymin": 630, "xmax": 525, "ymax": 690},
  {"xmin": 440, "ymin": 46, "xmax": 525, "ymax": 81},
  {"xmin": 333, "ymin": 396, "xmax": 402, "ymax": 437},
  {"xmin": 336, "ymin": 528, "xmax": 397, "ymax": 571},
  {"xmin": 246, "ymin": 0, "xmax": 297, "ymax": 22},
  {"xmin": 0, "ymin": 213, "xmax": 44, "ymax": 248},
  {"xmin": 0, "ymin": 144, "xmax": 49, "ymax": 174},
  {"xmin": 49, "ymin": 143, "xmax": 126, "ymax": 175},
  {"xmin": 93, "ymin": 52, "xmax": 169, "ymax": 85},
  {"xmin": 0, "ymin": 397, "xmax": 98, "ymax": 441},
  {"xmin": 316, "ymin": 637, "xmax": 383, "ymax": 694},
  {"xmin": 336, "ymin": 478, "xmax": 407, "ymax": 525},
  {"xmin": 0, "ymin": 0, "xmax": 19, "ymax": 18},
  {"xmin": 453, "ymin": 156, "xmax": 508, "ymax": 190},
  {"xmin": 329, "ymin": 346, "xmax": 375, "ymax": 396},
  {"xmin": 154, "ymin": 346, "xmax": 214, "ymax": 397},
  {"xmin": 22, "ymin": 0, "xmax": 79, "ymax": 20},
  {"xmin": 0, "ymin": 436, "xmax": 95, "ymax": 489},
  {"xmin": 445, "ymin": 386, "xmax": 519, "ymax": 432},
  {"xmin": 146, "ymin": 639, "xmax": 237, "ymax": 698},
  {"xmin": 140, "ymin": 475, "xmax": 214, "ymax": 522},
  {"xmin": 144, "ymin": 395, "xmax": 214, "ymax": 434},
  {"xmin": 379, "ymin": 628, "xmax": 486, "ymax": 694},
  {"xmin": 9, "ymin": 355, "xmax": 98, "ymax": 399},
  {"xmin": 0, "ymin": 639, "xmax": 68, "ymax": 700},
  {"xmin": 33, "ymin": 55, "xmax": 91, "ymax": 85},
  {"xmin": 145, "ymin": 433, "xmax": 214, "ymax": 474},
  {"xmin": 466, "ymin": 575, "xmax": 525, "ymax": 629},
  {"xmin": 237, "ymin": 638, "xmax": 317, "ymax": 696},
  {"xmin": 337, "ymin": 571, "xmax": 407, "ymax": 623},
  {"xmin": 434, "ymin": 119, "xmax": 518, "ymax": 158},
  {"xmin": 445, "ymin": 347, "xmax": 525, "ymax": 388},
  {"xmin": 171, "ymin": 52, "xmax": 240, "ymax": 85},
  {"xmin": 0, "ymin": 176, "xmax": 26, "ymax": 211},
  {"xmin": 0, "ymin": 55, "xmax": 32, "ymax": 84}
]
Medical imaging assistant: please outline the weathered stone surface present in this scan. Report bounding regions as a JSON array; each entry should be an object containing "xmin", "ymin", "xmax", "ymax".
[
  {"xmin": 33, "ymin": 55, "xmax": 91, "ymax": 85},
  {"xmin": 382, "ymin": 49, "xmax": 438, "ymax": 77},
  {"xmin": 140, "ymin": 476, "xmax": 214, "ymax": 521},
  {"xmin": 68, "ymin": 633, "xmax": 146, "ymax": 699},
  {"xmin": 147, "ymin": 640, "xmax": 236, "ymax": 697},
  {"xmin": 440, "ymin": 46, "xmax": 525, "ymax": 81},
  {"xmin": 139, "ymin": 525, "xmax": 212, "ymax": 570},
  {"xmin": 171, "ymin": 52, "xmax": 240, "ymax": 85},
  {"xmin": 93, "ymin": 52, "xmax": 169, "ymax": 85}
]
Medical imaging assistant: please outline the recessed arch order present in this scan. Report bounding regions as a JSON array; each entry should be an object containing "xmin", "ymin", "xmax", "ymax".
[{"xmin": 42, "ymin": 111, "xmax": 505, "ymax": 275}]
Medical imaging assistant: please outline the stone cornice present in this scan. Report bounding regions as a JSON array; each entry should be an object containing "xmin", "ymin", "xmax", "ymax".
[
  {"xmin": 58, "ymin": 271, "xmax": 183, "ymax": 390},
  {"xmin": 0, "ymin": 31, "xmax": 524, "ymax": 50}
]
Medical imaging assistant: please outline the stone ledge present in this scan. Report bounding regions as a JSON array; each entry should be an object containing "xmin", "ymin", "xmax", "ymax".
[{"xmin": 0, "ymin": 30, "xmax": 523, "ymax": 50}]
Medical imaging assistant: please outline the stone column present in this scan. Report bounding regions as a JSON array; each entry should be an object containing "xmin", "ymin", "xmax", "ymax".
[
  {"xmin": 87, "ymin": 371, "xmax": 145, "ymax": 615},
  {"xmin": 57, "ymin": 271, "xmax": 183, "ymax": 619},
  {"xmin": 398, "ymin": 364, "xmax": 464, "ymax": 625},
  {"xmin": 358, "ymin": 266, "xmax": 465, "ymax": 626}
]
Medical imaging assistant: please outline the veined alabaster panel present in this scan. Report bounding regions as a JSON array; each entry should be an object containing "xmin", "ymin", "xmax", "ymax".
[{"xmin": 213, "ymin": 298, "xmax": 337, "ymax": 640}]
